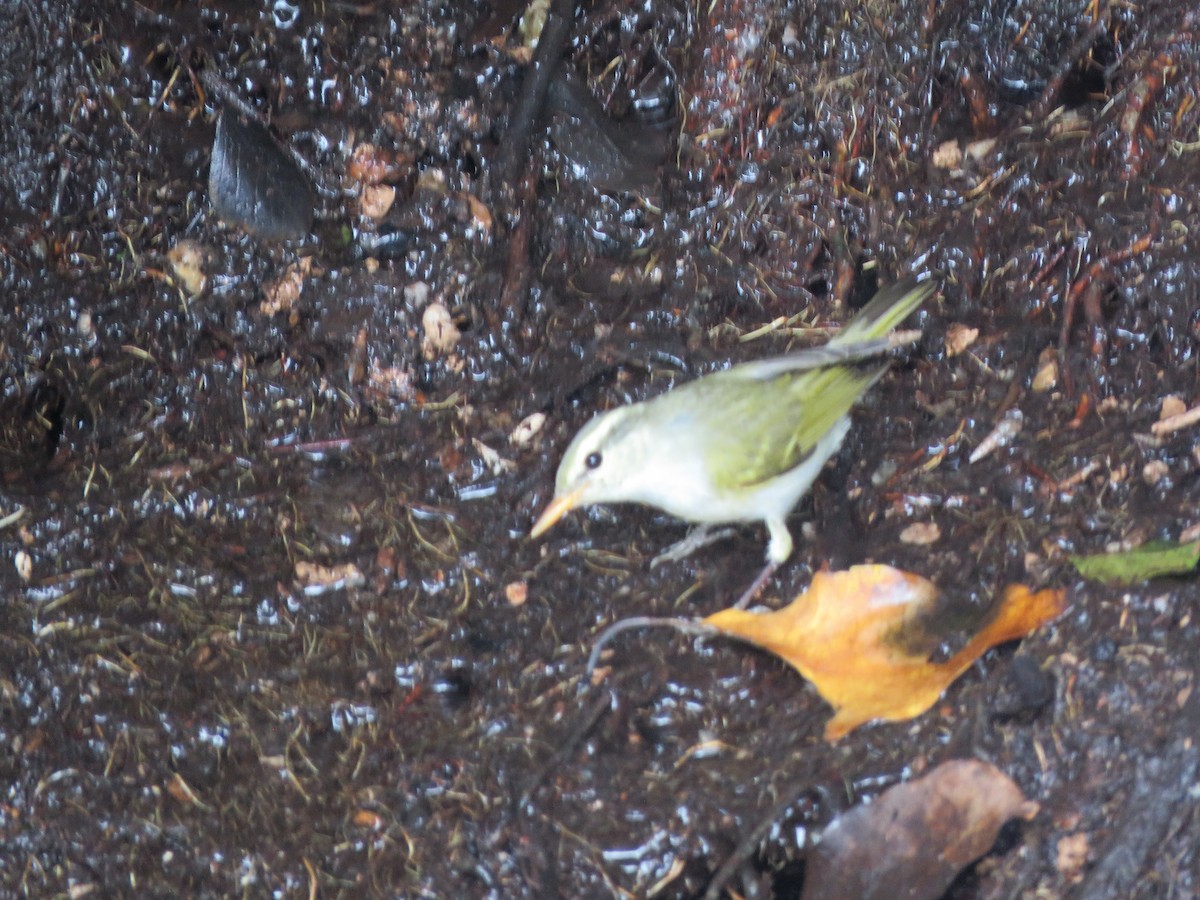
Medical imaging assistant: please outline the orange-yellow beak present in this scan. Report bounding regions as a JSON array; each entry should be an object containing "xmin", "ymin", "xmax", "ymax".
[{"xmin": 530, "ymin": 488, "xmax": 585, "ymax": 539}]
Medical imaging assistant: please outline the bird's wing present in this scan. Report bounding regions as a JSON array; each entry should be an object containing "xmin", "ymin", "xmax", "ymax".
[
  {"xmin": 732, "ymin": 337, "xmax": 896, "ymax": 380},
  {"xmin": 655, "ymin": 278, "xmax": 933, "ymax": 493},
  {"xmin": 695, "ymin": 361, "xmax": 887, "ymax": 491}
]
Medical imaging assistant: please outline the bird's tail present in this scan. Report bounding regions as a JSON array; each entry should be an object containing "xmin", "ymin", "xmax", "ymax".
[{"xmin": 828, "ymin": 278, "xmax": 935, "ymax": 347}]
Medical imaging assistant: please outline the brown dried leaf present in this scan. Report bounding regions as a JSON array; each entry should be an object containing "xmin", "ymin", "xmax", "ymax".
[
  {"xmin": 1151, "ymin": 396, "xmax": 1200, "ymax": 435},
  {"xmin": 14, "ymin": 549, "xmax": 32, "ymax": 581},
  {"xmin": 367, "ymin": 363, "xmax": 415, "ymax": 400},
  {"xmin": 347, "ymin": 141, "xmax": 411, "ymax": 184},
  {"xmin": 353, "ymin": 808, "xmax": 386, "ymax": 830},
  {"xmin": 167, "ymin": 239, "xmax": 209, "ymax": 295},
  {"xmin": 261, "ymin": 257, "xmax": 313, "ymax": 317},
  {"xmin": 464, "ymin": 193, "xmax": 493, "ymax": 238},
  {"xmin": 1160, "ymin": 394, "xmax": 1187, "ymax": 420},
  {"xmin": 944, "ymin": 323, "xmax": 979, "ymax": 356},
  {"xmin": 1056, "ymin": 832, "xmax": 1090, "ymax": 882},
  {"xmin": 931, "ymin": 140, "xmax": 962, "ymax": 170},
  {"xmin": 1031, "ymin": 346, "xmax": 1059, "ymax": 393},
  {"xmin": 421, "ymin": 302, "xmax": 460, "ymax": 359},
  {"xmin": 294, "ymin": 560, "xmax": 365, "ymax": 595},
  {"xmin": 473, "ymin": 438, "xmax": 516, "ymax": 475},
  {"xmin": 899, "ymin": 521, "xmax": 941, "ymax": 546},
  {"xmin": 801, "ymin": 759, "xmax": 1039, "ymax": 900},
  {"xmin": 510, "ymin": 412, "xmax": 546, "ymax": 448},
  {"xmin": 964, "ymin": 137, "xmax": 997, "ymax": 161},
  {"xmin": 360, "ymin": 183, "xmax": 396, "ymax": 220},
  {"xmin": 505, "ymin": 581, "xmax": 528, "ymax": 606}
]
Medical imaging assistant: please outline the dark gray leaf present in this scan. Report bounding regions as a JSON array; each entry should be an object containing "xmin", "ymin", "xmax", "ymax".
[{"xmin": 208, "ymin": 110, "xmax": 313, "ymax": 241}]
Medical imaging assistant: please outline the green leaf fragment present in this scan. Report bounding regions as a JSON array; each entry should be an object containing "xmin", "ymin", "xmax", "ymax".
[{"xmin": 1070, "ymin": 540, "xmax": 1200, "ymax": 584}]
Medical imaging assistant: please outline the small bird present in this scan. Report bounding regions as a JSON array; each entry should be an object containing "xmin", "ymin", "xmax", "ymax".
[{"xmin": 531, "ymin": 278, "xmax": 934, "ymax": 601}]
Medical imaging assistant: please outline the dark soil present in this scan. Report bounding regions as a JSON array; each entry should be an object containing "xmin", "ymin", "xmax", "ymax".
[{"xmin": 2, "ymin": 0, "xmax": 1199, "ymax": 897}]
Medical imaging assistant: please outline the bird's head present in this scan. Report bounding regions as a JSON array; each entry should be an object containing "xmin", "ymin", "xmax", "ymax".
[{"xmin": 530, "ymin": 405, "xmax": 650, "ymax": 538}]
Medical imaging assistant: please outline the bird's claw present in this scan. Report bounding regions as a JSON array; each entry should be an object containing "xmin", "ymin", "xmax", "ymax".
[{"xmin": 650, "ymin": 526, "xmax": 737, "ymax": 568}]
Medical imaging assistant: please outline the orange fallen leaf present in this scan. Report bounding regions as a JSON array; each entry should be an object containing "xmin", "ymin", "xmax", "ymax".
[{"xmin": 704, "ymin": 565, "xmax": 1067, "ymax": 740}]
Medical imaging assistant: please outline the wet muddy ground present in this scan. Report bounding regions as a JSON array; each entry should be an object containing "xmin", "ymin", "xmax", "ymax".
[{"xmin": 2, "ymin": 0, "xmax": 1199, "ymax": 897}]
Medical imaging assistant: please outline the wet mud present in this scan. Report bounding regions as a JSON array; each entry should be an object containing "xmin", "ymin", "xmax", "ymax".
[{"xmin": 2, "ymin": 0, "xmax": 1199, "ymax": 896}]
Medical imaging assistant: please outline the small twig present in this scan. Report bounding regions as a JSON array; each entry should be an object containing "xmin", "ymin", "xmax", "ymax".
[
  {"xmin": 498, "ymin": 164, "xmax": 539, "ymax": 316},
  {"xmin": 587, "ymin": 616, "xmax": 717, "ymax": 673},
  {"xmin": 703, "ymin": 783, "xmax": 817, "ymax": 900},
  {"xmin": 502, "ymin": 686, "xmax": 617, "ymax": 824},
  {"xmin": 969, "ymin": 408, "xmax": 1024, "ymax": 463},
  {"xmin": 493, "ymin": 0, "xmax": 576, "ymax": 189},
  {"xmin": 1059, "ymin": 221, "xmax": 1157, "ymax": 353},
  {"xmin": 888, "ymin": 328, "xmax": 924, "ymax": 348},
  {"xmin": 1030, "ymin": 14, "xmax": 1110, "ymax": 122},
  {"xmin": 1151, "ymin": 403, "xmax": 1200, "ymax": 436},
  {"xmin": 267, "ymin": 436, "xmax": 357, "ymax": 455}
]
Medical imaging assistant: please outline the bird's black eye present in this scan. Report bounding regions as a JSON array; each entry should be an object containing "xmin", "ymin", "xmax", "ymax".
[{"xmin": 585, "ymin": 452, "xmax": 603, "ymax": 469}]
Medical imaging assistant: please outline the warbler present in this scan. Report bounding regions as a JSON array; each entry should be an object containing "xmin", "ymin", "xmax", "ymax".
[{"xmin": 531, "ymin": 278, "xmax": 933, "ymax": 596}]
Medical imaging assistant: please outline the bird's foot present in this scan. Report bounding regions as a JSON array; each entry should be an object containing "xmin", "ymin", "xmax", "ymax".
[
  {"xmin": 650, "ymin": 526, "xmax": 737, "ymax": 568},
  {"xmin": 732, "ymin": 560, "xmax": 778, "ymax": 609}
]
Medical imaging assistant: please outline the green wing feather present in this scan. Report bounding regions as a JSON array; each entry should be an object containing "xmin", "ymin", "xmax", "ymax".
[{"xmin": 693, "ymin": 279, "xmax": 932, "ymax": 490}]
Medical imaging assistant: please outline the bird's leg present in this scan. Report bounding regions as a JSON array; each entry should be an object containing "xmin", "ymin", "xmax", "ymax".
[
  {"xmin": 729, "ymin": 516, "xmax": 792, "ymax": 607},
  {"xmin": 764, "ymin": 517, "xmax": 794, "ymax": 568},
  {"xmin": 650, "ymin": 525, "xmax": 738, "ymax": 568},
  {"xmin": 732, "ymin": 559, "xmax": 778, "ymax": 609}
]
